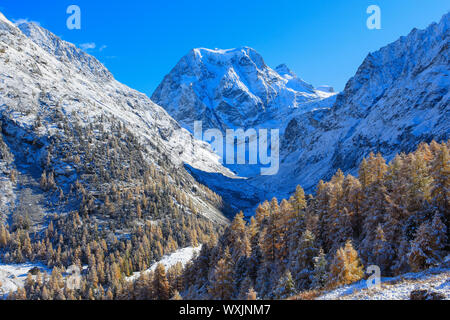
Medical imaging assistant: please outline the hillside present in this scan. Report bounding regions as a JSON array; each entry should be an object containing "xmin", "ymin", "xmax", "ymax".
[
  {"xmin": 315, "ymin": 265, "xmax": 449, "ymax": 300},
  {"xmin": 0, "ymin": 11, "xmax": 234, "ymax": 227},
  {"xmin": 180, "ymin": 141, "xmax": 449, "ymax": 300},
  {"xmin": 0, "ymin": 11, "xmax": 231, "ymax": 300},
  {"xmin": 153, "ymin": 14, "xmax": 449, "ymax": 213}
]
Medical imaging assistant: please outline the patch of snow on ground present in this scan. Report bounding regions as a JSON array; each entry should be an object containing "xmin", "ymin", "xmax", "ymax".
[
  {"xmin": 0, "ymin": 262, "xmax": 50, "ymax": 298},
  {"xmin": 126, "ymin": 246, "xmax": 202, "ymax": 282},
  {"xmin": 317, "ymin": 266, "xmax": 450, "ymax": 300}
]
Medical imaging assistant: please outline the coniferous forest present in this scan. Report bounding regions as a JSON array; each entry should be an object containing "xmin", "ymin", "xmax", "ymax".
[
  {"xmin": 181, "ymin": 141, "xmax": 449, "ymax": 300},
  {"xmin": 0, "ymin": 7, "xmax": 449, "ymax": 302},
  {"xmin": 2, "ymin": 140, "xmax": 448, "ymax": 300}
]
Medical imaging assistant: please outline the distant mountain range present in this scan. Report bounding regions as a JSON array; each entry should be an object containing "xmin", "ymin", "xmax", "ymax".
[{"xmin": 0, "ymin": 11, "xmax": 448, "ymax": 219}]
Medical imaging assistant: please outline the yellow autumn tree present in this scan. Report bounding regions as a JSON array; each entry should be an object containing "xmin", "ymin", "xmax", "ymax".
[{"xmin": 328, "ymin": 240, "xmax": 364, "ymax": 288}]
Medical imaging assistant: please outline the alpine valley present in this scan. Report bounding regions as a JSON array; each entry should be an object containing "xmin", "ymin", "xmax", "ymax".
[{"xmin": 0, "ymin": 10, "xmax": 448, "ymax": 301}]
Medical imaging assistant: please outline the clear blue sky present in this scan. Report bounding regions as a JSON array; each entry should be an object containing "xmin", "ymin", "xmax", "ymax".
[{"xmin": 1, "ymin": 0, "xmax": 448, "ymax": 96}]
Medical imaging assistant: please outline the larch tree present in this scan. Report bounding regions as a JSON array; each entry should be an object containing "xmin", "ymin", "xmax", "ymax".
[
  {"xmin": 292, "ymin": 185, "xmax": 307, "ymax": 215},
  {"xmin": 229, "ymin": 211, "xmax": 251, "ymax": 259},
  {"xmin": 246, "ymin": 287, "xmax": 258, "ymax": 300},
  {"xmin": 329, "ymin": 240, "xmax": 364, "ymax": 288},
  {"xmin": 153, "ymin": 263, "xmax": 170, "ymax": 300},
  {"xmin": 208, "ymin": 247, "xmax": 234, "ymax": 300}
]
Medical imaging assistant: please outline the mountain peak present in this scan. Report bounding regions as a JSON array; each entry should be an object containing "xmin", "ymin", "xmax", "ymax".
[
  {"xmin": 275, "ymin": 64, "xmax": 296, "ymax": 77},
  {"xmin": 188, "ymin": 46, "xmax": 267, "ymax": 70},
  {"xmin": 17, "ymin": 20, "xmax": 113, "ymax": 81},
  {"xmin": 274, "ymin": 63, "xmax": 317, "ymax": 94},
  {"xmin": 153, "ymin": 44, "xmax": 334, "ymax": 135}
]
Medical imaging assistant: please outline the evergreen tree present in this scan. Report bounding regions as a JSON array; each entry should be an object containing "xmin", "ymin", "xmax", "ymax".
[
  {"xmin": 409, "ymin": 214, "xmax": 447, "ymax": 272},
  {"xmin": 274, "ymin": 270, "xmax": 297, "ymax": 299},
  {"xmin": 288, "ymin": 229, "xmax": 318, "ymax": 290},
  {"xmin": 372, "ymin": 225, "xmax": 394, "ymax": 275},
  {"xmin": 312, "ymin": 249, "xmax": 328, "ymax": 289}
]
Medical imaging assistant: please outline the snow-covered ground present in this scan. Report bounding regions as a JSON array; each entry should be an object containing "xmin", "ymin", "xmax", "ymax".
[
  {"xmin": 126, "ymin": 246, "xmax": 202, "ymax": 281},
  {"xmin": 0, "ymin": 262, "xmax": 50, "ymax": 298},
  {"xmin": 317, "ymin": 267, "xmax": 450, "ymax": 300},
  {"xmin": 1, "ymin": 246, "xmax": 202, "ymax": 297}
]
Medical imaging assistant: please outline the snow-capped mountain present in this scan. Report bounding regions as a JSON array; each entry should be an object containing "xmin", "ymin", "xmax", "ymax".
[
  {"xmin": 153, "ymin": 13, "xmax": 449, "ymax": 211},
  {"xmin": 152, "ymin": 47, "xmax": 336, "ymax": 134},
  {"xmin": 152, "ymin": 46, "xmax": 337, "ymax": 182},
  {"xmin": 0, "ymin": 12, "xmax": 233, "ymax": 224},
  {"xmin": 267, "ymin": 11, "xmax": 449, "ymax": 195}
]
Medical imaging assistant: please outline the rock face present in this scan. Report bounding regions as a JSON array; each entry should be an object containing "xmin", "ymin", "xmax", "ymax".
[
  {"xmin": 0, "ymin": 12, "xmax": 232, "ymax": 224},
  {"xmin": 270, "ymin": 12, "xmax": 449, "ymax": 195},
  {"xmin": 153, "ymin": 13, "xmax": 449, "ymax": 211},
  {"xmin": 152, "ymin": 47, "xmax": 336, "ymax": 134}
]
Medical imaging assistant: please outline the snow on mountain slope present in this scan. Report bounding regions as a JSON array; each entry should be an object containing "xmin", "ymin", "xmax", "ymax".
[
  {"xmin": 154, "ymin": 13, "xmax": 449, "ymax": 211},
  {"xmin": 13, "ymin": 20, "xmax": 231, "ymax": 178},
  {"xmin": 0, "ymin": 12, "xmax": 233, "ymax": 223},
  {"xmin": 151, "ymin": 46, "xmax": 336, "ymax": 203},
  {"xmin": 18, "ymin": 22, "xmax": 112, "ymax": 82},
  {"xmin": 266, "ymin": 12, "xmax": 450, "ymax": 196},
  {"xmin": 152, "ymin": 47, "xmax": 336, "ymax": 134}
]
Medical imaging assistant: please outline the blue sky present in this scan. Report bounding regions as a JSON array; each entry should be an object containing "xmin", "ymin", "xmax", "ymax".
[{"xmin": 1, "ymin": 0, "xmax": 448, "ymax": 96}]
